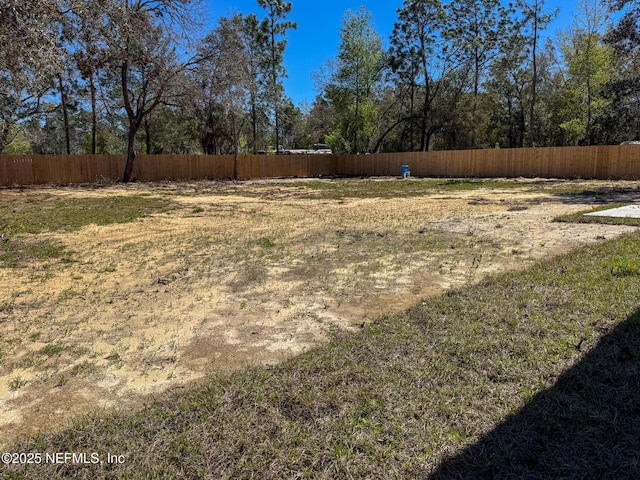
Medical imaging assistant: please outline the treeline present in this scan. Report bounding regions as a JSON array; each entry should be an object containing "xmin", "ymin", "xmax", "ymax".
[{"xmin": 2, "ymin": 0, "xmax": 640, "ymax": 181}]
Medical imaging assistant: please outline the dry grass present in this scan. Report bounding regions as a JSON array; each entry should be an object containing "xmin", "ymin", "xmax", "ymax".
[
  {"xmin": 3, "ymin": 228, "xmax": 640, "ymax": 479},
  {"xmin": 1, "ymin": 178, "xmax": 640, "ymax": 479},
  {"xmin": 0, "ymin": 180, "xmax": 517, "ymax": 436}
]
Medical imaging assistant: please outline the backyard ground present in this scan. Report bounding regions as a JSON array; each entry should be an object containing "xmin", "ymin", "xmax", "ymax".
[{"xmin": 1, "ymin": 177, "xmax": 639, "ymax": 448}]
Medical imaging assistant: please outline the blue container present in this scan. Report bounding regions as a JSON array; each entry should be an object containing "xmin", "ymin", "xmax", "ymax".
[{"xmin": 401, "ymin": 165, "xmax": 410, "ymax": 178}]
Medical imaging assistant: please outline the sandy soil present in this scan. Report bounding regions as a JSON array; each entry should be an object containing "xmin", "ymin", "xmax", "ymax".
[{"xmin": 0, "ymin": 178, "xmax": 638, "ymax": 447}]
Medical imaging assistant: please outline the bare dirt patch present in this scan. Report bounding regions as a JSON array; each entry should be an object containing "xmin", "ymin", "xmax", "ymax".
[{"xmin": 1, "ymin": 178, "xmax": 638, "ymax": 446}]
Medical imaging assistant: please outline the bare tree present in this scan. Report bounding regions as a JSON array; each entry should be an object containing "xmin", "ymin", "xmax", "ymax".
[
  {"xmin": 192, "ymin": 14, "xmax": 251, "ymax": 177},
  {"xmin": 64, "ymin": 0, "xmax": 111, "ymax": 154},
  {"xmin": 0, "ymin": 0, "xmax": 62, "ymax": 151},
  {"xmin": 516, "ymin": 0, "xmax": 558, "ymax": 146},
  {"xmin": 243, "ymin": 13, "xmax": 268, "ymax": 154},
  {"xmin": 99, "ymin": 0, "xmax": 201, "ymax": 182}
]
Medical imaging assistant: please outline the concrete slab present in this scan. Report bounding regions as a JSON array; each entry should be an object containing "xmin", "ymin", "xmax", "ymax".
[{"xmin": 585, "ymin": 204, "xmax": 640, "ymax": 218}]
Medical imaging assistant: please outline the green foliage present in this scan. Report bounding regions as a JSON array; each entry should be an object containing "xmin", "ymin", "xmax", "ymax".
[
  {"xmin": 388, "ymin": 0, "xmax": 462, "ymax": 151},
  {"xmin": 485, "ymin": 31, "xmax": 530, "ymax": 148},
  {"xmin": 280, "ymin": 99, "xmax": 312, "ymax": 148},
  {"xmin": 559, "ymin": 5, "xmax": 615, "ymax": 146},
  {"xmin": 326, "ymin": 127, "xmax": 350, "ymax": 155},
  {"xmin": 195, "ymin": 14, "xmax": 256, "ymax": 156},
  {"xmin": 38, "ymin": 343, "xmax": 66, "ymax": 357},
  {"xmin": 138, "ymin": 107, "xmax": 201, "ymax": 154},
  {"xmin": 3, "ymin": 0, "xmax": 640, "ymax": 154},
  {"xmin": 336, "ymin": 7, "xmax": 383, "ymax": 97},
  {"xmin": 80, "ymin": 122, "xmax": 125, "ymax": 154},
  {"xmin": 257, "ymin": 0, "xmax": 297, "ymax": 150},
  {"xmin": 0, "ymin": 1, "xmax": 61, "ymax": 153},
  {"xmin": 327, "ymin": 6, "xmax": 383, "ymax": 154},
  {"xmin": 258, "ymin": 237, "xmax": 276, "ymax": 249},
  {"xmin": 608, "ymin": 258, "xmax": 640, "ymax": 277},
  {"xmin": 2, "ymin": 125, "xmax": 32, "ymax": 154}
]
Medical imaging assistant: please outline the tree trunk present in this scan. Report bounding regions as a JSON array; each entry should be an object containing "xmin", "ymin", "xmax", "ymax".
[
  {"xmin": 275, "ymin": 109, "xmax": 280, "ymax": 153},
  {"xmin": 425, "ymin": 129, "xmax": 433, "ymax": 152},
  {"xmin": 90, "ymin": 75, "xmax": 97, "ymax": 154},
  {"xmin": 586, "ymin": 78, "xmax": 593, "ymax": 145},
  {"xmin": 121, "ymin": 58, "xmax": 139, "ymax": 183},
  {"xmin": 233, "ymin": 148, "xmax": 239, "ymax": 180},
  {"xmin": 353, "ymin": 91, "xmax": 359, "ymax": 154},
  {"xmin": 472, "ymin": 48, "xmax": 481, "ymax": 148},
  {"xmin": 421, "ymin": 82, "xmax": 430, "ymax": 152},
  {"xmin": 519, "ymin": 107, "xmax": 526, "ymax": 148},
  {"xmin": 270, "ymin": 22, "xmax": 280, "ymax": 154},
  {"xmin": 410, "ymin": 71, "xmax": 415, "ymax": 152},
  {"xmin": 59, "ymin": 75, "xmax": 71, "ymax": 155},
  {"xmin": 231, "ymin": 112, "xmax": 239, "ymax": 180},
  {"xmin": 122, "ymin": 124, "xmax": 137, "ymax": 183},
  {"xmin": 251, "ymin": 99, "xmax": 258, "ymax": 154},
  {"xmin": 421, "ymin": 52, "xmax": 430, "ymax": 152},
  {"xmin": 529, "ymin": 9, "xmax": 538, "ymax": 147},
  {"xmin": 145, "ymin": 117, "xmax": 151, "ymax": 154},
  {"xmin": 507, "ymin": 96, "xmax": 515, "ymax": 148},
  {"xmin": 372, "ymin": 115, "xmax": 412, "ymax": 153},
  {"xmin": 0, "ymin": 124, "xmax": 10, "ymax": 153}
]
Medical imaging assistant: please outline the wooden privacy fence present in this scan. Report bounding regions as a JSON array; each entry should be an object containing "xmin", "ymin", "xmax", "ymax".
[
  {"xmin": 340, "ymin": 146, "xmax": 640, "ymax": 179},
  {"xmin": 2, "ymin": 146, "xmax": 640, "ymax": 186}
]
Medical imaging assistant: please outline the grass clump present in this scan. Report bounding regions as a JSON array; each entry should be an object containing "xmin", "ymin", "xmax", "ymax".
[
  {"xmin": 553, "ymin": 203, "xmax": 640, "ymax": 227},
  {"xmin": 37, "ymin": 343, "xmax": 66, "ymax": 357},
  {"xmin": 223, "ymin": 178, "xmax": 527, "ymax": 201},
  {"xmin": 546, "ymin": 184, "xmax": 640, "ymax": 197},
  {"xmin": 0, "ymin": 194, "xmax": 172, "ymax": 235},
  {"xmin": 295, "ymin": 178, "xmax": 526, "ymax": 200},
  {"xmin": 0, "ymin": 238, "xmax": 70, "ymax": 268},
  {"xmin": 608, "ymin": 257, "xmax": 640, "ymax": 277},
  {"xmin": 8, "ymin": 376, "xmax": 27, "ymax": 391},
  {"xmin": 0, "ymin": 194, "xmax": 172, "ymax": 267},
  {"xmin": 5, "ymin": 228, "xmax": 640, "ymax": 478},
  {"xmin": 257, "ymin": 237, "xmax": 276, "ymax": 249}
]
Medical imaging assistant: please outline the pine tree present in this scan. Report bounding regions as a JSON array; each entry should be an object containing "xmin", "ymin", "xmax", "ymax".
[
  {"xmin": 331, "ymin": 6, "xmax": 383, "ymax": 154},
  {"xmin": 257, "ymin": 0, "xmax": 297, "ymax": 153}
]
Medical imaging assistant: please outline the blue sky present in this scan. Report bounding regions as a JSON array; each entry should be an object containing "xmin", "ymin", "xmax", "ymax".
[{"xmin": 205, "ymin": 0, "xmax": 578, "ymax": 106}]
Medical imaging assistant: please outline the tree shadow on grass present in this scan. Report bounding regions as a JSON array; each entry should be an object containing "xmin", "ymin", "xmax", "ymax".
[
  {"xmin": 429, "ymin": 307, "xmax": 640, "ymax": 480},
  {"xmin": 550, "ymin": 186, "xmax": 640, "ymax": 205}
]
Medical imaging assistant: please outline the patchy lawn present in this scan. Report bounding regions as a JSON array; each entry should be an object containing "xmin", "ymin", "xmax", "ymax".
[{"xmin": 0, "ymin": 178, "xmax": 638, "ymax": 460}]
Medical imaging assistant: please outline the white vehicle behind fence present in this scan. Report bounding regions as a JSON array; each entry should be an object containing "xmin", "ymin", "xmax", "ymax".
[{"xmin": 283, "ymin": 143, "xmax": 332, "ymax": 155}]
